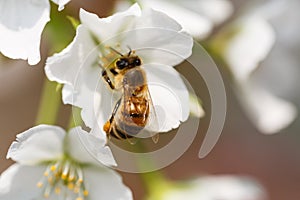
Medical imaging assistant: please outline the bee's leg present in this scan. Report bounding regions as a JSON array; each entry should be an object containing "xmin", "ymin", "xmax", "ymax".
[
  {"xmin": 103, "ymin": 98, "xmax": 122, "ymax": 141},
  {"xmin": 102, "ymin": 70, "xmax": 115, "ymax": 90},
  {"xmin": 108, "ymin": 98, "xmax": 122, "ymax": 126}
]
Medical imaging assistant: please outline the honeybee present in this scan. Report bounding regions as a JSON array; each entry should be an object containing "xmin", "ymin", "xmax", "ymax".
[{"xmin": 101, "ymin": 47, "xmax": 159, "ymax": 144}]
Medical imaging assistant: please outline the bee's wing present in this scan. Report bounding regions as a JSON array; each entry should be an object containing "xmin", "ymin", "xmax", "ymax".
[
  {"xmin": 119, "ymin": 83, "xmax": 159, "ymax": 143},
  {"xmin": 143, "ymin": 87, "xmax": 160, "ymax": 143}
]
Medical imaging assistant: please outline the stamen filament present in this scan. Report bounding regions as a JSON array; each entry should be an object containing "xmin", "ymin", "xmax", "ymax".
[
  {"xmin": 62, "ymin": 161, "xmax": 71, "ymax": 180},
  {"xmin": 68, "ymin": 165, "xmax": 76, "ymax": 181},
  {"xmin": 44, "ymin": 184, "xmax": 52, "ymax": 198},
  {"xmin": 77, "ymin": 167, "xmax": 84, "ymax": 183}
]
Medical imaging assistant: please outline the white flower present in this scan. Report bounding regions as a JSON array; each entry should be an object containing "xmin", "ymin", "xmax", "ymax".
[
  {"xmin": 0, "ymin": 0, "xmax": 71, "ymax": 65},
  {"xmin": 117, "ymin": 0, "xmax": 233, "ymax": 40},
  {"xmin": 0, "ymin": 125, "xmax": 133, "ymax": 200},
  {"xmin": 45, "ymin": 4, "xmax": 193, "ymax": 138},
  {"xmin": 160, "ymin": 176, "xmax": 267, "ymax": 200},
  {"xmin": 222, "ymin": 0, "xmax": 298, "ymax": 134}
]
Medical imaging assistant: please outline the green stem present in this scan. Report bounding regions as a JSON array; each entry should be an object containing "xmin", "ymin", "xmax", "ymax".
[
  {"xmin": 141, "ymin": 171, "xmax": 172, "ymax": 200},
  {"xmin": 134, "ymin": 143, "xmax": 172, "ymax": 200},
  {"xmin": 35, "ymin": 79, "xmax": 62, "ymax": 125},
  {"xmin": 128, "ymin": 0, "xmax": 138, "ymax": 4},
  {"xmin": 35, "ymin": 2, "xmax": 76, "ymax": 126}
]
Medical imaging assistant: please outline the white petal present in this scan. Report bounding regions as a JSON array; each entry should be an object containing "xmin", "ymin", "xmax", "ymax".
[
  {"xmin": 144, "ymin": 63, "xmax": 190, "ymax": 132},
  {"xmin": 251, "ymin": 44, "xmax": 300, "ymax": 98},
  {"xmin": 62, "ymin": 65, "xmax": 115, "ymax": 137},
  {"xmin": 45, "ymin": 24, "xmax": 98, "ymax": 87},
  {"xmin": 139, "ymin": 0, "xmax": 213, "ymax": 40},
  {"xmin": 79, "ymin": 4, "xmax": 141, "ymax": 43},
  {"xmin": 0, "ymin": 164, "xmax": 45, "ymax": 199},
  {"xmin": 60, "ymin": 57, "xmax": 113, "ymax": 133},
  {"xmin": 223, "ymin": 3, "xmax": 297, "ymax": 134},
  {"xmin": 7, "ymin": 125, "xmax": 65, "ymax": 165},
  {"xmin": 123, "ymin": 8, "xmax": 194, "ymax": 67},
  {"xmin": 0, "ymin": 0, "xmax": 50, "ymax": 65},
  {"xmin": 67, "ymin": 127, "xmax": 117, "ymax": 166},
  {"xmin": 224, "ymin": 16, "xmax": 276, "ymax": 81},
  {"xmin": 238, "ymin": 85, "xmax": 297, "ymax": 134},
  {"xmin": 51, "ymin": 0, "xmax": 71, "ymax": 11},
  {"xmin": 80, "ymin": 5, "xmax": 193, "ymax": 67},
  {"xmin": 163, "ymin": 175, "xmax": 266, "ymax": 200},
  {"xmin": 83, "ymin": 166, "xmax": 133, "ymax": 200},
  {"xmin": 45, "ymin": 24, "xmax": 101, "ymax": 113},
  {"xmin": 194, "ymin": 0, "xmax": 234, "ymax": 25}
]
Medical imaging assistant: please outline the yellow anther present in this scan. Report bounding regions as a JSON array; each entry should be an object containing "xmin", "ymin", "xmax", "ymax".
[
  {"xmin": 50, "ymin": 165, "xmax": 56, "ymax": 171},
  {"xmin": 76, "ymin": 198, "xmax": 83, "ymax": 200},
  {"xmin": 44, "ymin": 193, "xmax": 50, "ymax": 198},
  {"xmin": 37, "ymin": 182, "xmax": 43, "ymax": 188},
  {"xmin": 44, "ymin": 172, "xmax": 49, "ymax": 177},
  {"xmin": 61, "ymin": 173, "xmax": 68, "ymax": 180},
  {"xmin": 55, "ymin": 187, "xmax": 61, "ymax": 194},
  {"xmin": 68, "ymin": 183, "xmax": 75, "ymax": 190},
  {"xmin": 78, "ymin": 179, "xmax": 83, "ymax": 183},
  {"xmin": 47, "ymin": 177, "xmax": 53, "ymax": 183},
  {"xmin": 74, "ymin": 187, "xmax": 80, "ymax": 194},
  {"xmin": 83, "ymin": 190, "xmax": 89, "ymax": 196}
]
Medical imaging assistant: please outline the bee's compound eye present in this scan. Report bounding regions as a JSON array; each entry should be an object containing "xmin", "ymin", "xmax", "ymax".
[
  {"xmin": 134, "ymin": 58, "xmax": 141, "ymax": 66},
  {"xmin": 116, "ymin": 59, "xmax": 128, "ymax": 69}
]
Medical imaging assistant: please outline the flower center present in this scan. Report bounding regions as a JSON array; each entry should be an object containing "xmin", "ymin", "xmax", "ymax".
[{"xmin": 37, "ymin": 160, "xmax": 89, "ymax": 200}]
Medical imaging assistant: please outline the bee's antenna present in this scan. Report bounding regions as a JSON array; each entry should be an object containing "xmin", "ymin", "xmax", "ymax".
[
  {"xmin": 109, "ymin": 47, "xmax": 123, "ymax": 56},
  {"xmin": 127, "ymin": 45, "xmax": 132, "ymax": 56}
]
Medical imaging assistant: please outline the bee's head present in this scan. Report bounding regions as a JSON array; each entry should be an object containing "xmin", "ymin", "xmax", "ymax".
[
  {"xmin": 116, "ymin": 58, "xmax": 129, "ymax": 70},
  {"xmin": 116, "ymin": 56, "xmax": 142, "ymax": 70}
]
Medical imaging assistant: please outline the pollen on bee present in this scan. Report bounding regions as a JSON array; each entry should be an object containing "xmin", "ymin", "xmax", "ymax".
[{"xmin": 103, "ymin": 121, "xmax": 111, "ymax": 133}]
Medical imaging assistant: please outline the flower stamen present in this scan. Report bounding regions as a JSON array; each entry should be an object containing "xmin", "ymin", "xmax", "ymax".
[
  {"xmin": 55, "ymin": 186, "xmax": 61, "ymax": 194},
  {"xmin": 62, "ymin": 160, "xmax": 71, "ymax": 180},
  {"xmin": 37, "ymin": 160, "xmax": 87, "ymax": 199},
  {"xmin": 37, "ymin": 182, "xmax": 43, "ymax": 188}
]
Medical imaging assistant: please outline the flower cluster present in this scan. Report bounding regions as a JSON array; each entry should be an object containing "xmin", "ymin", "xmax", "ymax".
[
  {"xmin": 1, "ymin": 125, "xmax": 131, "ymax": 200},
  {"xmin": 0, "ymin": 0, "xmax": 298, "ymax": 199},
  {"xmin": 0, "ymin": 2, "xmax": 196, "ymax": 200}
]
